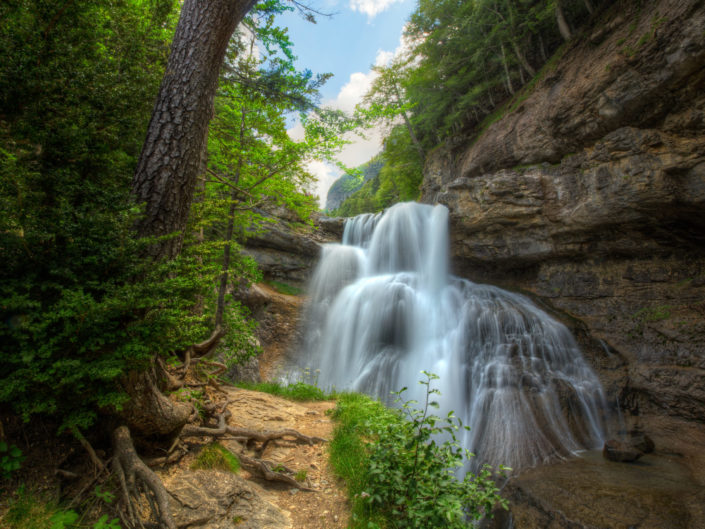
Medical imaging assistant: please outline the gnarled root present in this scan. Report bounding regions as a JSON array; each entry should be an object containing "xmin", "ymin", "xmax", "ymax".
[
  {"xmin": 237, "ymin": 453, "xmax": 316, "ymax": 491},
  {"xmin": 179, "ymin": 413, "xmax": 325, "ymax": 491},
  {"xmin": 112, "ymin": 425, "xmax": 177, "ymax": 529}
]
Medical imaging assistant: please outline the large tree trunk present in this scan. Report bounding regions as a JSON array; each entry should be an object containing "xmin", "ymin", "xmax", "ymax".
[
  {"xmin": 125, "ymin": 0, "xmax": 255, "ymax": 437},
  {"xmin": 119, "ymin": 368, "xmax": 191, "ymax": 437},
  {"xmin": 132, "ymin": 0, "xmax": 257, "ymax": 260}
]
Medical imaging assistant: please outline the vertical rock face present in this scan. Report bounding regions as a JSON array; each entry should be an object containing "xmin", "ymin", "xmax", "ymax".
[
  {"xmin": 241, "ymin": 211, "xmax": 343, "ymax": 286},
  {"xmin": 423, "ymin": 0, "xmax": 705, "ymax": 522}
]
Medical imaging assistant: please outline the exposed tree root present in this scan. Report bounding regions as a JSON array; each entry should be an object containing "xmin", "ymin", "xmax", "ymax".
[
  {"xmin": 143, "ymin": 447, "xmax": 186, "ymax": 468},
  {"xmin": 225, "ymin": 426, "xmax": 327, "ymax": 446},
  {"xmin": 73, "ymin": 427, "xmax": 107, "ymax": 474},
  {"xmin": 177, "ymin": 407, "xmax": 325, "ymax": 491},
  {"xmin": 180, "ymin": 421, "xmax": 326, "ymax": 446},
  {"xmin": 192, "ymin": 326, "xmax": 224, "ymax": 356},
  {"xmin": 238, "ymin": 453, "xmax": 316, "ymax": 491},
  {"xmin": 113, "ymin": 425, "xmax": 177, "ymax": 529},
  {"xmin": 156, "ymin": 357, "xmax": 184, "ymax": 391},
  {"xmin": 180, "ymin": 410, "xmax": 230, "ymax": 437},
  {"xmin": 119, "ymin": 368, "xmax": 191, "ymax": 437},
  {"xmin": 104, "ymin": 325, "xmax": 327, "ymax": 527}
]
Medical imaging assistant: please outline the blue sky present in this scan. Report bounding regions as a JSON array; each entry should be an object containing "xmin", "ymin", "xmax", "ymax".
[
  {"xmin": 279, "ymin": 0, "xmax": 415, "ymax": 101},
  {"xmin": 278, "ymin": 0, "xmax": 417, "ymax": 207}
]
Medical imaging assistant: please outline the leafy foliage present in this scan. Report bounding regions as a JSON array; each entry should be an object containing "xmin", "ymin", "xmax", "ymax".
[
  {"xmin": 330, "ymin": 374, "xmax": 507, "ymax": 528},
  {"xmin": 334, "ymin": 125, "xmax": 423, "ymax": 216},
  {"xmin": 0, "ymin": 0, "xmax": 208, "ymax": 431},
  {"xmin": 338, "ymin": 0, "xmax": 600, "ymax": 215},
  {"xmin": 0, "ymin": 442, "xmax": 24, "ymax": 481},
  {"xmin": 4, "ymin": 485, "xmax": 121, "ymax": 529}
]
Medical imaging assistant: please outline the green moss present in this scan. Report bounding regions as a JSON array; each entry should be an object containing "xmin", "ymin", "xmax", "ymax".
[
  {"xmin": 5, "ymin": 489, "xmax": 63, "ymax": 529},
  {"xmin": 191, "ymin": 443, "xmax": 240, "ymax": 473},
  {"xmin": 633, "ymin": 305, "xmax": 672, "ymax": 323},
  {"xmin": 637, "ymin": 32, "xmax": 650, "ymax": 47},
  {"xmin": 294, "ymin": 469, "xmax": 308, "ymax": 482},
  {"xmin": 263, "ymin": 280, "xmax": 304, "ymax": 296},
  {"xmin": 329, "ymin": 393, "xmax": 395, "ymax": 528}
]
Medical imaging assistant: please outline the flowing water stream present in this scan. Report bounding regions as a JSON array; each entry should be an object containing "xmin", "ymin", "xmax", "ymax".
[{"xmin": 294, "ymin": 202, "xmax": 608, "ymax": 472}]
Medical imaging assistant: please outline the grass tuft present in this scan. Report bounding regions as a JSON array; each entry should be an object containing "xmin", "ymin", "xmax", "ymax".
[
  {"xmin": 263, "ymin": 280, "xmax": 304, "ymax": 296},
  {"xmin": 191, "ymin": 443, "xmax": 240, "ymax": 473},
  {"xmin": 236, "ymin": 381, "xmax": 329, "ymax": 401},
  {"xmin": 328, "ymin": 393, "xmax": 397, "ymax": 528}
]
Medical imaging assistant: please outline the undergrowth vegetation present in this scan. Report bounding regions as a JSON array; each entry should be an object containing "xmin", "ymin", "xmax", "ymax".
[
  {"xmin": 330, "ymin": 372, "xmax": 508, "ymax": 528},
  {"xmin": 5, "ymin": 486, "xmax": 121, "ymax": 529},
  {"xmin": 235, "ymin": 381, "xmax": 328, "ymax": 402}
]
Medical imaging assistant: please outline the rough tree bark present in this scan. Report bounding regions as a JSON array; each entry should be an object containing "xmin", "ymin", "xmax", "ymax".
[
  {"xmin": 114, "ymin": 2, "xmax": 257, "ymax": 526},
  {"xmin": 132, "ymin": 0, "xmax": 258, "ymax": 260},
  {"xmin": 125, "ymin": 0, "xmax": 257, "ymax": 438}
]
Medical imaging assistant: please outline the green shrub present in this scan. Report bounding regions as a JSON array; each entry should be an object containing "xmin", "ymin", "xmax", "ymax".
[
  {"xmin": 0, "ymin": 441, "xmax": 24, "ymax": 480},
  {"xmin": 330, "ymin": 373, "xmax": 508, "ymax": 528}
]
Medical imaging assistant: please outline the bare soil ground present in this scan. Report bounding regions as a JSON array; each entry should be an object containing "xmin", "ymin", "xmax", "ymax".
[{"xmin": 167, "ymin": 386, "xmax": 350, "ymax": 529}]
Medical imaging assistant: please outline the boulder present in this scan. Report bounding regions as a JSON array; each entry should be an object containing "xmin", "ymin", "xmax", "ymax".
[
  {"xmin": 164, "ymin": 469, "xmax": 290, "ymax": 529},
  {"xmin": 602, "ymin": 439, "xmax": 644, "ymax": 463}
]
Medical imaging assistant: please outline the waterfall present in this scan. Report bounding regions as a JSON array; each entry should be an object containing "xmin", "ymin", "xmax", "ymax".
[{"xmin": 297, "ymin": 202, "xmax": 607, "ymax": 472}]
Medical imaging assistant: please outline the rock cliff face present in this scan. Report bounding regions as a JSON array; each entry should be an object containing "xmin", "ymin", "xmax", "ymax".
[
  {"xmin": 242, "ymin": 210, "xmax": 343, "ymax": 286},
  {"xmin": 423, "ymin": 0, "xmax": 705, "ymax": 525}
]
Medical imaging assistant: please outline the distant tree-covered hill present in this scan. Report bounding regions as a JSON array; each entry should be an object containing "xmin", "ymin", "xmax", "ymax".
[
  {"xmin": 325, "ymin": 155, "xmax": 384, "ymax": 211},
  {"xmin": 332, "ymin": 123, "xmax": 424, "ymax": 217}
]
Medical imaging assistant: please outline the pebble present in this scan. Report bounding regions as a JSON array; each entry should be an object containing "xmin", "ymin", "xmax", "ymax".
[{"xmin": 289, "ymin": 489, "xmax": 299, "ymax": 495}]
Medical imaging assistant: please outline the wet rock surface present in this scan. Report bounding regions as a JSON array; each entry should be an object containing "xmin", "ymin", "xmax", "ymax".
[
  {"xmin": 234, "ymin": 283, "xmax": 305, "ymax": 381},
  {"xmin": 495, "ymin": 451, "xmax": 705, "ymax": 529}
]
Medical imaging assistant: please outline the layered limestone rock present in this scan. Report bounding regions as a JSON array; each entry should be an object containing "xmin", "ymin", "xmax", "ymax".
[
  {"xmin": 242, "ymin": 211, "xmax": 343, "ymax": 286},
  {"xmin": 423, "ymin": 0, "xmax": 705, "ymax": 526}
]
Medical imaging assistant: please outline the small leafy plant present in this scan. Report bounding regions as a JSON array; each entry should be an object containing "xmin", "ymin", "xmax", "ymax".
[
  {"xmin": 330, "ymin": 373, "xmax": 507, "ymax": 528},
  {"xmin": 362, "ymin": 372, "xmax": 507, "ymax": 527},
  {"xmin": 0, "ymin": 441, "xmax": 24, "ymax": 480}
]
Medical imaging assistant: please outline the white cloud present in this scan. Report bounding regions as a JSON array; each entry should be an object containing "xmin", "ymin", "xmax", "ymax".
[
  {"xmin": 307, "ymin": 160, "xmax": 341, "ymax": 209},
  {"xmin": 349, "ymin": 0, "xmax": 405, "ymax": 18},
  {"xmin": 287, "ymin": 120, "xmax": 305, "ymax": 141},
  {"xmin": 287, "ymin": 27, "xmax": 415, "ymax": 208},
  {"xmin": 327, "ymin": 71, "xmax": 377, "ymax": 113}
]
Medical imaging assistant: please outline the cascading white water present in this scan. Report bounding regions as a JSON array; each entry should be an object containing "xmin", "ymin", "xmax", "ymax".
[{"xmin": 297, "ymin": 202, "xmax": 607, "ymax": 472}]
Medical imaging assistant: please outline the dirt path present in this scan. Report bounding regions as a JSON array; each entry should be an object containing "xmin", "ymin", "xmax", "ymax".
[
  {"xmin": 161, "ymin": 386, "xmax": 350, "ymax": 529},
  {"xmin": 223, "ymin": 387, "xmax": 349, "ymax": 529}
]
